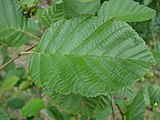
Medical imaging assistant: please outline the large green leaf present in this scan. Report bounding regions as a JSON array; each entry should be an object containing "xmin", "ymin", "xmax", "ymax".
[
  {"xmin": 21, "ymin": 98, "xmax": 45, "ymax": 117},
  {"xmin": 40, "ymin": 3, "xmax": 64, "ymax": 28},
  {"xmin": 0, "ymin": 107, "xmax": 10, "ymax": 120},
  {"xmin": 63, "ymin": 0, "xmax": 100, "ymax": 17},
  {"xmin": 98, "ymin": 0, "xmax": 156, "ymax": 22},
  {"xmin": 126, "ymin": 89, "xmax": 145, "ymax": 120},
  {"xmin": 45, "ymin": 90, "xmax": 109, "ymax": 116},
  {"xmin": 30, "ymin": 16, "xmax": 155, "ymax": 97},
  {"xmin": 0, "ymin": 0, "xmax": 35, "ymax": 45}
]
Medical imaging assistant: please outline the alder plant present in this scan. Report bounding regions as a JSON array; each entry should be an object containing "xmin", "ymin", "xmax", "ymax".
[{"xmin": 0, "ymin": 0, "xmax": 160, "ymax": 120}]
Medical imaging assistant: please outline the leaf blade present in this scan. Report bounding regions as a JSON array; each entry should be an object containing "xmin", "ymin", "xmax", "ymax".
[
  {"xmin": 98, "ymin": 0, "xmax": 156, "ymax": 22},
  {"xmin": 21, "ymin": 98, "xmax": 45, "ymax": 117},
  {"xmin": 30, "ymin": 16, "xmax": 155, "ymax": 97},
  {"xmin": 0, "ymin": 107, "xmax": 10, "ymax": 120},
  {"xmin": 126, "ymin": 89, "xmax": 145, "ymax": 120}
]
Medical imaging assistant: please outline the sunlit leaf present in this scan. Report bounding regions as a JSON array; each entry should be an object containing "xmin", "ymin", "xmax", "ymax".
[
  {"xmin": 30, "ymin": 16, "xmax": 155, "ymax": 97},
  {"xmin": 21, "ymin": 98, "xmax": 45, "ymax": 117}
]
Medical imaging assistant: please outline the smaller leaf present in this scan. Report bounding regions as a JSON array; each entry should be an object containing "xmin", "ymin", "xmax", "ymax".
[
  {"xmin": 115, "ymin": 86, "xmax": 136, "ymax": 100},
  {"xmin": 2, "ymin": 56, "xmax": 16, "ymax": 72},
  {"xmin": 63, "ymin": 0, "xmax": 100, "ymax": 17},
  {"xmin": 1, "ymin": 76, "xmax": 19, "ymax": 91},
  {"xmin": 45, "ymin": 90, "xmax": 109, "ymax": 116},
  {"xmin": 146, "ymin": 84, "xmax": 160, "ymax": 106},
  {"xmin": 19, "ymin": 81, "xmax": 31, "ymax": 90},
  {"xmin": 98, "ymin": 0, "xmax": 156, "ymax": 22},
  {"xmin": 152, "ymin": 50, "xmax": 160, "ymax": 69},
  {"xmin": 91, "ymin": 106, "xmax": 112, "ymax": 120},
  {"xmin": 7, "ymin": 98, "xmax": 25, "ymax": 109},
  {"xmin": 1, "ymin": 47, "xmax": 15, "ymax": 72},
  {"xmin": 115, "ymin": 100, "xmax": 129, "ymax": 115},
  {"xmin": 47, "ymin": 106, "xmax": 64, "ymax": 120},
  {"xmin": 126, "ymin": 89, "xmax": 145, "ymax": 120},
  {"xmin": 0, "ymin": 107, "xmax": 10, "ymax": 120},
  {"xmin": 40, "ymin": 3, "xmax": 64, "ymax": 28},
  {"xmin": 1, "ymin": 47, "xmax": 8, "ymax": 57},
  {"xmin": 21, "ymin": 98, "xmax": 45, "ymax": 117}
]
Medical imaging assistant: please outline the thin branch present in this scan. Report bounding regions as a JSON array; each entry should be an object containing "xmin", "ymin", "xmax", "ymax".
[
  {"xmin": 111, "ymin": 96, "xmax": 115, "ymax": 120},
  {"xmin": 24, "ymin": 32, "xmax": 41, "ymax": 41},
  {"xmin": 113, "ymin": 96, "xmax": 128, "ymax": 100},
  {"xmin": 0, "ymin": 55, "xmax": 20, "ymax": 71},
  {"xmin": 24, "ymin": 43, "xmax": 39, "ymax": 52},
  {"xmin": 45, "ymin": 0, "xmax": 51, "ymax": 6},
  {"xmin": 115, "ymin": 103, "xmax": 124, "ymax": 119},
  {"xmin": 0, "ymin": 43, "xmax": 38, "ymax": 71}
]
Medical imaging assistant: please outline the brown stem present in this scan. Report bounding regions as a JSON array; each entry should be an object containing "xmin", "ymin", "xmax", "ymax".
[
  {"xmin": 24, "ymin": 32, "xmax": 41, "ymax": 41},
  {"xmin": 115, "ymin": 103, "xmax": 124, "ymax": 119},
  {"xmin": 111, "ymin": 96, "xmax": 115, "ymax": 120},
  {"xmin": 113, "ymin": 96, "xmax": 128, "ymax": 100},
  {"xmin": 24, "ymin": 6, "xmax": 45, "ymax": 18},
  {"xmin": 0, "ymin": 43, "xmax": 38, "ymax": 71}
]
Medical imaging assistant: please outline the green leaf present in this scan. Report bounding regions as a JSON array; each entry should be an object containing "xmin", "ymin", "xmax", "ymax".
[
  {"xmin": 0, "ymin": 0, "xmax": 39, "ymax": 45},
  {"xmin": 19, "ymin": 81, "xmax": 31, "ymax": 90},
  {"xmin": 1, "ymin": 48, "xmax": 16, "ymax": 72},
  {"xmin": 98, "ymin": 0, "xmax": 156, "ymax": 22},
  {"xmin": 63, "ymin": 0, "xmax": 100, "ymax": 17},
  {"xmin": 113, "ymin": 86, "xmax": 137, "ymax": 114},
  {"xmin": 21, "ymin": 98, "xmax": 45, "ymax": 117},
  {"xmin": 47, "ymin": 106, "xmax": 64, "ymax": 120},
  {"xmin": 143, "ymin": 0, "xmax": 152, "ymax": 6},
  {"xmin": 2, "ymin": 56, "xmax": 16, "ymax": 72},
  {"xmin": 1, "ymin": 75, "xmax": 20, "ymax": 91},
  {"xmin": 7, "ymin": 98, "xmax": 25, "ymax": 109},
  {"xmin": 40, "ymin": 3, "xmax": 64, "ymax": 28},
  {"xmin": 0, "ymin": 107, "xmax": 10, "ymax": 120},
  {"xmin": 115, "ymin": 86, "xmax": 136, "ymax": 100},
  {"xmin": 126, "ymin": 89, "xmax": 145, "ymax": 120},
  {"xmin": 46, "ymin": 90, "xmax": 109, "ymax": 116},
  {"xmin": 30, "ymin": 16, "xmax": 155, "ymax": 97},
  {"xmin": 152, "ymin": 50, "xmax": 160, "ymax": 68},
  {"xmin": 144, "ymin": 84, "xmax": 160, "ymax": 106},
  {"xmin": 0, "ymin": 0, "xmax": 29, "ymax": 45},
  {"xmin": 27, "ymin": 19, "xmax": 41, "ymax": 37},
  {"xmin": 91, "ymin": 106, "xmax": 112, "ymax": 120}
]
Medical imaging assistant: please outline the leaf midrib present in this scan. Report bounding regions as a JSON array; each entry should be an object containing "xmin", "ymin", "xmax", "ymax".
[{"xmin": 32, "ymin": 51, "xmax": 153, "ymax": 63}]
